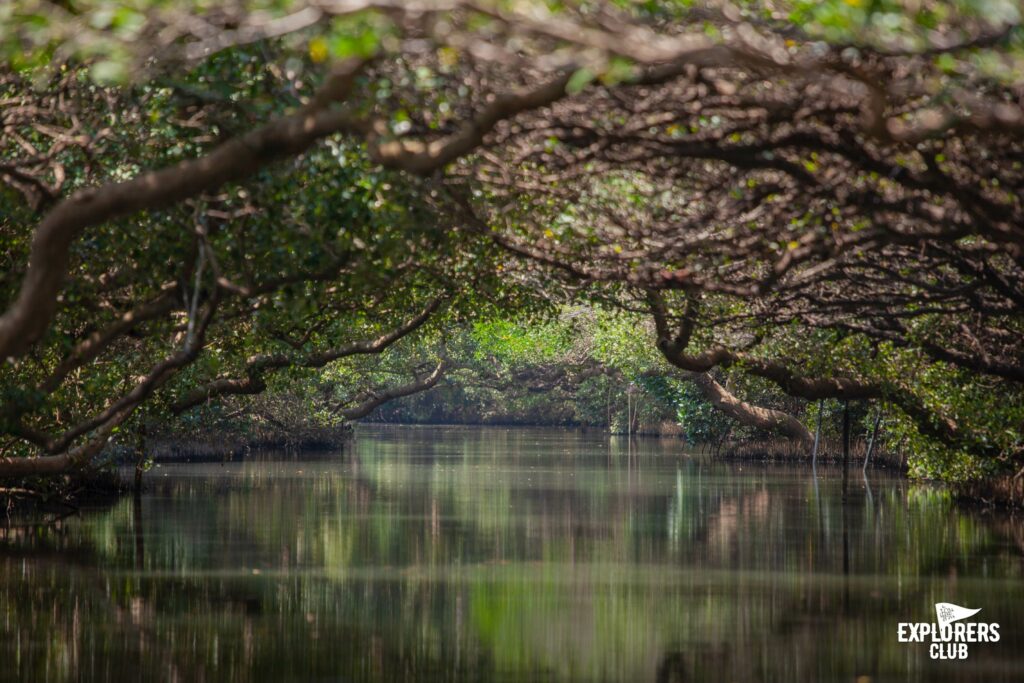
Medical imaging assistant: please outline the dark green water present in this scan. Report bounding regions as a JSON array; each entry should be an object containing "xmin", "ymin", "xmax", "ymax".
[{"xmin": 1, "ymin": 426, "xmax": 1022, "ymax": 682}]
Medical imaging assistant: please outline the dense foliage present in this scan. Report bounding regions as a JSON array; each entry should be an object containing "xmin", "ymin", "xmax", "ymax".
[{"xmin": 1, "ymin": 1, "xmax": 1023, "ymax": 495}]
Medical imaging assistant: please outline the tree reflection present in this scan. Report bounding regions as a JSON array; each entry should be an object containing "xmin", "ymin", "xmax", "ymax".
[{"xmin": 1, "ymin": 427, "xmax": 1022, "ymax": 682}]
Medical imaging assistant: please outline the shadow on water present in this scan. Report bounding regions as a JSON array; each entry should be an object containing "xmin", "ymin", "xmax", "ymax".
[{"xmin": 1, "ymin": 425, "xmax": 1022, "ymax": 682}]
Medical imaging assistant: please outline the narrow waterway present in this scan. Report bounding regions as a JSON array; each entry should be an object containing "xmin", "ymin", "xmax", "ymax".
[{"xmin": 1, "ymin": 426, "xmax": 1021, "ymax": 682}]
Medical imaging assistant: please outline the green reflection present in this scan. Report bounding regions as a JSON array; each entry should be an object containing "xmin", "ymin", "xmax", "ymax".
[{"xmin": 1, "ymin": 426, "xmax": 1022, "ymax": 682}]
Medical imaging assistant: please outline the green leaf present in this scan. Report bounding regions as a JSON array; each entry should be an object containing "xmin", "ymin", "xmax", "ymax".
[{"xmin": 566, "ymin": 68, "xmax": 595, "ymax": 95}]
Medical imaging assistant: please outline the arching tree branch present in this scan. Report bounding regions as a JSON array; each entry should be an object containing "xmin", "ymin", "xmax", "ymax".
[
  {"xmin": 337, "ymin": 358, "xmax": 448, "ymax": 421},
  {"xmin": 170, "ymin": 297, "xmax": 443, "ymax": 414},
  {"xmin": 688, "ymin": 372, "xmax": 813, "ymax": 446}
]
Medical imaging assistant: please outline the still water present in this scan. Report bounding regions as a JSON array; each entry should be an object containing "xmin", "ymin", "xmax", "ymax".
[{"xmin": 1, "ymin": 426, "xmax": 1022, "ymax": 682}]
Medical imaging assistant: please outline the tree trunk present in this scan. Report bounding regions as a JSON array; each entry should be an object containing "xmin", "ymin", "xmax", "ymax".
[
  {"xmin": 842, "ymin": 400, "xmax": 851, "ymax": 501},
  {"xmin": 688, "ymin": 373, "xmax": 813, "ymax": 446}
]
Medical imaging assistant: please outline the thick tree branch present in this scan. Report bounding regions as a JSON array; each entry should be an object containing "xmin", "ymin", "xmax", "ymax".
[
  {"xmin": 646, "ymin": 291, "xmax": 978, "ymax": 455},
  {"xmin": 0, "ymin": 293, "xmax": 221, "ymax": 477},
  {"xmin": 0, "ymin": 58, "xmax": 366, "ymax": 361},
  {"xmin": 688, "ymin": 372, "xmax": 813, "ymax": 446}
]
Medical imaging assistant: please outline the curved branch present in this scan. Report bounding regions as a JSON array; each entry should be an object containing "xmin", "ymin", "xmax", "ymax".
[
  {"xmin": 0, "ymin": 406, "xmax": 131, "ymax": 477},
  {"xmin": 38, "ymin": 283, "xmax": 181, "ymax": 394},
  {"xmin": 366, "ymin": 70, "xmax": 575, "ymax": 173},
  {"xmin": 338, "ymin": 359, "xmax": 448, "ymax": 421},
  {"xmin": 170, "ymin": 297, "xmax": 443, "ymax": 414},
  {"xmin": 0, "ymin": 295, "xmax": 221, "ymax": 477},
  {"xmin": 647, "ymin": 292, "xmax": 979, "ymax": 455},
  {"xmin": 0, "ymin": 58, "xmax": 367, "ymax": 361},
  {"xmin": 688, "ymin": 372, "xmax": 812, "ymax": 446},
  {"xmin": 0, "ymin": 61, "xmax": 585, "ymax": 363}
]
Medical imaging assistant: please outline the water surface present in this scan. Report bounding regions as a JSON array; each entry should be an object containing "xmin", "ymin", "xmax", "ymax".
[{"xmin": 2, "ymin": 426, "xmax": 1022, "ymax": 682}]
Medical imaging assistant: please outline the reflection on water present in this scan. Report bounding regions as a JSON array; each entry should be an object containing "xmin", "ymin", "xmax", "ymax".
[{"xmin": 1, "ymin": 426, "xmax": 1022, "ymax": 682}]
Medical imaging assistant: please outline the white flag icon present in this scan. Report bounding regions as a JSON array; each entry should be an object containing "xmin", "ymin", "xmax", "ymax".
[{"xmin": 935, "ymin": 602, "xmax": 982, "ymax": 628}]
